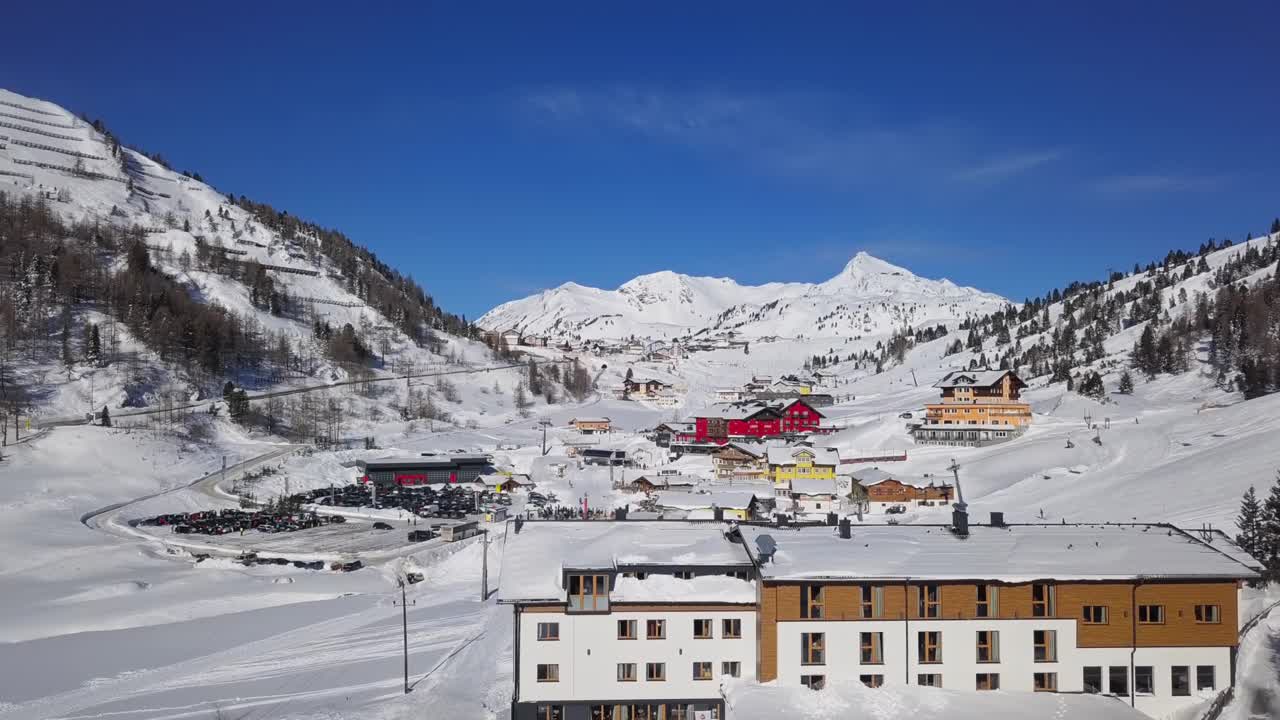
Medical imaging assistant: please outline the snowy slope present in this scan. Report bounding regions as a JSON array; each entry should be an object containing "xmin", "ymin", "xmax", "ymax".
[{"xmin": 479, "ymin": 252, "xmax": 1008, "ymax": 341}]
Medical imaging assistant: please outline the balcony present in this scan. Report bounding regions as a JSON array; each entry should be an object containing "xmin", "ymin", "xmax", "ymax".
[{"xmin": 933, "ymin": 397, "xmax": 1025, "ymax": 405}]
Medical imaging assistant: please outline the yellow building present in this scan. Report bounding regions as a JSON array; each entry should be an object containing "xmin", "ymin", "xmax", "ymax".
[
  {"xmin": 767, "ymin": 445, "xmax": 839, "ymax": 486},
  {"xmin": 914, "ymin": 369, "xmax": 1032, "ymax": 447}
]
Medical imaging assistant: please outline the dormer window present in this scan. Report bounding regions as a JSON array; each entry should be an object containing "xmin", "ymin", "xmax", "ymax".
[{"xmin": 567, "ymin": 573, "xmax": 610, "ymax": 613}]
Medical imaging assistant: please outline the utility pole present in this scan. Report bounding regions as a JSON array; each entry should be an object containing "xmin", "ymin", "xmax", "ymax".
[
  {"xmin": 947, "ymin": 458, "xmax": 965, "ymax": 508},
  {"xmin": 480, "ymin": 530, "xmax": 489, "ymax": 601},
  {"xmin": 221, "ymin": 455, "xmax": 227, "ymax": 492},
  {"xmin": 910, "ymin": 369, "xmax": 918, "ymax": 387},
  {"xmin": 394, "ymin": 577, "xmax": 414, "ymax": 694}
]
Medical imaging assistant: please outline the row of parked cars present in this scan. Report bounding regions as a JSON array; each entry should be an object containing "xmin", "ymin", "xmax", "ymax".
[
  {"xmin": 138, "ymin": 508, "xmax": 347, "ymax": 536},
  {"xmin": 298, "ymin": 483, "xmax": 511, "ymax": 521}
]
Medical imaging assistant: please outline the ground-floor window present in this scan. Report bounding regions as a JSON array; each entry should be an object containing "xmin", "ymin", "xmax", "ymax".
[
  {"xmin": 1197, "ymin": 665, "xmax": 1216, "ymax": 691},
  {"xmin": 976, "ymin": 673, "xmax": 1000, "ymax": 691},
  {"xmin": 537, "ymin": 706, "xmax": 563, "ymax": 720},
  {"xmin": 1109, "ymin": 666, "xmax": 1128, "ymax": 696},
  {"xmin": 917, "ymin": 673, "xmax": 942, "ymax": 687},
  {"xmin": 1034, "ymin": 672, "xmax": 1057, "ymax": 692},
  {"xmin": 1171, "ymin": 666, "xmax": 1191, "ymax": 696},
  {"xmin": 1135, "ymin": 666, "xmax": 1154, "ymax": 695},
  {"xmin": 1083, "ymin": 666, "xmax": 1102, "ymax": 694},
  {"xmin": 860, "ymin": 674, "xmax": 883, "ymax": 688},
  {"xmin": 721, "ymin": 661, "xmax": 741, "ymax": 678},
  {"xmin": 801, "ymin": 674, "xmax": 825, "ymax": 690}
]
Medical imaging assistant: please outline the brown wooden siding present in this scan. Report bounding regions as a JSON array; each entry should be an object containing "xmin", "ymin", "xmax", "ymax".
[
  {"xmin": 759, "ymin": 584, "xmax": 778, "ymax": 681},
  {"xmin": 1135, "ymin": 582, "xmax": 1237, "ymax": 647},
  {"xmin": 1057, "ymin": 583, "xmax": 1135, "ymax": 647}
]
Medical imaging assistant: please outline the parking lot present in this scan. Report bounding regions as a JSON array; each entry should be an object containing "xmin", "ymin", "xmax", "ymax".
[{"xmin": 132, "ymin": 513, "xmax": 461, "ymax": 559}]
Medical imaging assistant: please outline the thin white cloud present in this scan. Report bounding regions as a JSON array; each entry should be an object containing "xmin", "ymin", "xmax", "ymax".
[
  {"xmin": 517, "ymin": 87, "xmax": 1054, "ymax": 191},
  {"xmin": 1093, "ymin": 173, "xmax": 1229, "ymax": 194},
  {"xmin": 951, "ymin": 149, "xmax": 1066, "ymax": 184}
]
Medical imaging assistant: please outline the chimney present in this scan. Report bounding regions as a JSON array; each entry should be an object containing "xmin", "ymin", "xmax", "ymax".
[
  {"xmin": 776, "ymin": 513, "xmax": 789, "ymax": 527},
  {"xmin": 614, "ymin": 506, "xmax": 629, "ymax": 521},
  {"xmin": 838, "ymin": 517, "xmax": 852, "ymax": 539},
  {"xmin": 826, "ymin": 512, "xmax": 838, "ymax": 527},
  {"xmin": 713, "ymin": 506, "xmax": 724, "ymax": 522},
  {"xmin": 952, "ymin": 504, "xmax": 969, "ymax": 537},
  {"xmin": 514, "ymin": 517, "xmax": 524, "ymax": 534},
  {"xmin": 989, "ymin": 511, "xmax": 1005, "ymax": 527}
]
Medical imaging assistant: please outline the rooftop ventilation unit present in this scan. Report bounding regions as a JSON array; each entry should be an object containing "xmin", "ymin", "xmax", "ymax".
[{"xmin": 755, "ymin": 534, "xmax": 778, "ymax": 564}]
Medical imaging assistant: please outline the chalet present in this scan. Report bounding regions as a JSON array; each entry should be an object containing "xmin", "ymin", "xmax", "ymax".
[
  {"xmin": 753, "ymin": 390, "xmax": 835, "ymax": 408},
  {"xmin": 629, "ymin": 473, "xmax": 701, "ymax": 493},
  {"xmin": 520, "ymin": 334, "xmax": 549, "ymax": 348},
  {"xmin": 653, "ymin": 421, "xmax": 695, "ymax": 448},
  {"xmin": 569, "ymin": 417, "xmax": 611, "ymax": 435},
  {"xmin": 850, "ymin": 468, "xmax": 953, "ymax": 513},
  {"xmin": 694, "ymin": 398, "xmax": 824, "ymax": 444},
  {"xmin": 581, "ymin": 447, "xmax": 629, "ymax": 466},
  {"xmin": 479, "ymin": 473, "xmax": 534, "ymax": 493},
  {"xmin": 623, "ymin": 377, "xmax": 673, "ymax": 398},
  {"xmin": 712, "ymin": 442, "xmax": 769, "ymax": 481},
  {"xmin": 500, "ymin": 329, "xmax": 523, "ymax": 347},
  {"xmin": 715, "ymin": 387, "xmax": 745, "ymax": 402},
  {"xmin": 778, "ymin": 477, "xmax": 838, "ymax": 516},
  {"xmin": 913, "ymin": 369, "xmax": 1032, "ymax": 447},
  {"xmin": 766, "ymin": 445, "xmax": 839, "ymax": 485}
]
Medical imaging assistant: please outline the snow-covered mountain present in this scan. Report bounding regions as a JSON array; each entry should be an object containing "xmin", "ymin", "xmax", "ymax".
[{"xmin": 479, "ymin": 252, "xmax": 1008, "ymax": 341}]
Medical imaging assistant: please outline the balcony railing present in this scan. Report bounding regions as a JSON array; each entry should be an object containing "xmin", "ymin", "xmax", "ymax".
[{"xmin": 932, "ymin": 397, "xmax": 1027, "ymax": 405}]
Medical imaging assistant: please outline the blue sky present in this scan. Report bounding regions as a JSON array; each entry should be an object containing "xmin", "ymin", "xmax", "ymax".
[{"xmin": 3, "ymin": 2, "xmax": 1278, "ymax": 318}]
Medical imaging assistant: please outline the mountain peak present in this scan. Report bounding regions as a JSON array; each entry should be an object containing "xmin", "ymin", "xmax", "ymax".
[{"xmin": 839, "ymin": 251, "xmax": 912, "ymax": 278}]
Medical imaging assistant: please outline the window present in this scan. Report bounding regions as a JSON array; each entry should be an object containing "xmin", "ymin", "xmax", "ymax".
[
  {"xmin": 673, "ymin": 570, "xmax": 694, "ymax": 580},
  {"xmin": 917, "ymin": 585, "xmax": 941, "ymax": 618},
  {"xmin": 1082, "ymin": 605, "xmax": 1108, "ymax": 624},
  {"xmin": 1134, "ymin": 666, "xmax": 1153, "ymax": 694},
  {"xmin": 918, "ymin": 631, "xmax": 941, "ymax": 664},
  {"xmin": 666, "ymin": 706, "xmax": 686, "ymax": 720},
  {"xmin": 802, "ymin": 632, "xmax": 826, "ymax": 665},
  {"xmin": 537, "ymin": 705, "xmax": 564, "ymax": 720},
  {"xmin": 693, "ymin": 618, "xmax": 713, "ymax": 639},
  {"xmin": 537, "ymin": 622, "xmax": 560, "ymax": 641},
  {"xmin": 1196, "ymin": 665, "xmax": 1216, "ymax": 691},
  {"xmin": 1034, "ymin": 672, "xmax": 1057, "ymax": 692},
  {"xmin": 860, "ymin": 632, "xmax": 883, "ymax": 664},
  {"xmin": 1109, "ymin": 666, "xmax": 1128, "ymax": 696},
  {"xmin": 860, "ymin": 585, "xmax": 883, "ymax": 618},
  {"xmin": 1031, "ymin": 583, "xmax": 1055, "ymax": 617},
  {"xmin": 618, "ymin": 663, "xmax": 637, "ymax": 682},
  {"xmin": 801, "ymin": 585, "xmax": 825, "ymax": 619},
  {"xmin": 976, "ymin": 630, "xmax": 1000, "ymax": 663},
  {"xmin": 860, "ymin": 674, "xmax": 884, "ymax": 688},
  {"xmin": 646, "ymin": 662, "xmax": 665, "ymax": 682},
  {"xmin": 1083, "ymin": 666, "xmax": 1102, "ymax": 694},
  {"xmin": 800, "ymin": 675, "xmax": 825, "ymax": 690},
  {"xmin": 1171, "ymin": 666, "xmax": 1190, "ymax": 696},
  {"xmin": 1138, "ymin": 605, "xmax": 1165, "ymax": 624},
  {"xmin": 646, "ymin": 619, "xmax": 666, "ymax": 639},
  {"xmin": 1195, "ymin": 604, "xmax": 1221, "ymax": 624},
  {"xmin": 721, "ymin": 661, "xmax": 741, "ymax": 678},
  {"xmin": 618, "ymin": 619, "xmax": 637, "ymax": 640},
  {"xmin": 976, "ymin": 673, "xmax": 1000, "ymax": 690},
  {"xmin": 1033, "ymin": 630, "xmax": 1057, "ymax": 662},
  {"xmin": 536, "ymin": 664, "xmax": 559, "ymax": 682},
  {"xmin": 568, "ymin": 574, "xmax": 610, "ymax": 612},
  {"xmin": 976, "ymin": 585, "xmax": 999, "ymax": 618},
  {"xmin": 692, "ymin": 662, "xmax": 713, "ymax": 681},
  {"xmin": 917, "ymin": 674, "xmax": 942, "ymax": 687},
  {"xmin": 722, "ymin": 618, "xmax": 742, "ymax": 639}
]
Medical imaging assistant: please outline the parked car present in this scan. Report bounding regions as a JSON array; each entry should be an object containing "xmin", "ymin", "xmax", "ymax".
[
  {"xmin": 899, "ymin": 412, "xmax": 913, "ymax": 419},
  {"xmin": 408, "ymin": 530, "xmax": 434, "ymax": 542},
  {"xmin": 406, "ymin": 572, "xmax": 425, "ymax": 584},
  {"xmin": 372, "ymin": 521, "xmax": 393, "ymax": 531}
]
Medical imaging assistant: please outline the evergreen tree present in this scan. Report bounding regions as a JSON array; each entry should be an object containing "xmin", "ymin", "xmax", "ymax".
[
  {"xmin": 1118, "ymin": 370, "xmax": 1134, "ymax": 394},
  {"xmin": 100, "ymin": 405, "xmax": 111, "ymax": 427},
  {"xmin": 1235, "ymin": 486, "xmax": 1262, "ymax": 561},
  {"xmin": 1261, "ymin": 472, "xmax": 1280, "ymax": 578}
]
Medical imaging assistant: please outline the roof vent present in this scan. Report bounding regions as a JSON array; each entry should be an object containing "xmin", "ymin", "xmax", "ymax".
[
  {"xmin": 952, "ymin": 504, "xmax": 970, "ymax": 538},
  {"xmin": 514, "ymin": 517, "xmax": 524, "ymax": 534},
  {"xmin": 838, "ymin": 517, "xmax": 852, "ymax": 539},
  {"xmin": 989, "ymin": 511, "xmax": 1005, "ymax": 527}
]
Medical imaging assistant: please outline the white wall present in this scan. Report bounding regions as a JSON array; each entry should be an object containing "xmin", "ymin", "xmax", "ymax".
[
  {"xmin": 775, "ymin": 619, "xmax": 1230, "ymax": 718},
  {"xmin": 519, "ymin": 609, "xmax": 757, "ymax": 703}
]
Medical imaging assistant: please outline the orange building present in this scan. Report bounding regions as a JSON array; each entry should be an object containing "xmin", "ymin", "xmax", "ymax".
[{"xmin": 913, "ymin": 369, "xmax": 1032, "ymax": 447}]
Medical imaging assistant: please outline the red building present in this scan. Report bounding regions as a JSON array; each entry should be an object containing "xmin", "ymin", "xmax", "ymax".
[{"xmin": 694, "ymin": 399, "xmax": 824, "ymax": 443}]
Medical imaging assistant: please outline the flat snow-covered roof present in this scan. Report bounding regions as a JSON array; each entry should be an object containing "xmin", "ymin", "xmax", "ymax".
[
  {"xmin": 656, "ymin": 490, "xmax": 757, "ymax": 510},
  {"xmin": 788, "ymin": 478, "xmax": 837, "ymax": 496},
  {"xmin": 497, "ymin": 521, "xmax": 753, "ymax": 603},
  {"xmin": 739, "ymin": 523, "xmax": 1259, "ymax": 582}
]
